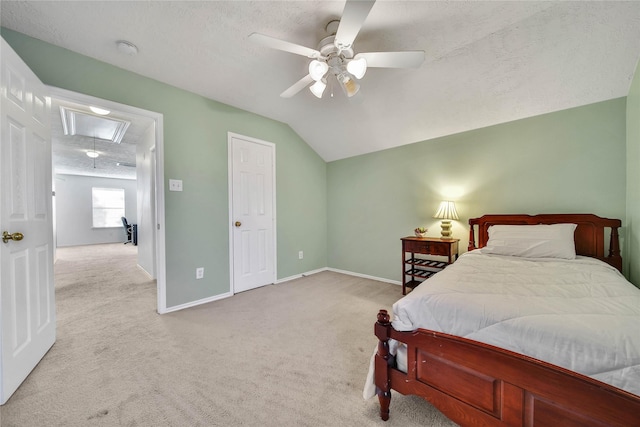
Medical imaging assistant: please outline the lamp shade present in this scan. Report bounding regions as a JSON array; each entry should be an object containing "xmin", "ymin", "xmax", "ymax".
[
  {"xmin": 338, "ymin": 73, "xmax": 360, "ymax": 97},
  {"xmin": 309, "ymin": 79, "xmax": 327, "ymax": 98},
  {"xmin": 346, "ymin": 57, "xmax": 367, "ymax": 79},
  {"xmin": 434, "ymin": 201, "xmax": 459, "ymax": 220},
  {"xmin": 309, "ymin": 60, "xmax": 329, "ymax": 81}
]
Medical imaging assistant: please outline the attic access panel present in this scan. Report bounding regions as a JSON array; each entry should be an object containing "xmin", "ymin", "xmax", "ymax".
[{"xmin": 59, "ymin": 106, "xmax": 130, "ymax": 143}]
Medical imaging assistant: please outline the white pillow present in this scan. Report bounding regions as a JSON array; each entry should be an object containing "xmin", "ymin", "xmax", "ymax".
[{"xmin": 481, "ymin": 223, "xmax": 578, "ymax": 259}]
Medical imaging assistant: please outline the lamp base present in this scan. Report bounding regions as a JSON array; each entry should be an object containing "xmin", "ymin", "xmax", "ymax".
[{"xmin": 440, "ymin": 220, "xmax": 453, "ymax": 238}]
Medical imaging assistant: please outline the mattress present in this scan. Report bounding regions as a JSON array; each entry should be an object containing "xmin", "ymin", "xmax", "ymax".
[{"xmin": 364, "ymin": 250, "xmax": 640, "ymax": 399}]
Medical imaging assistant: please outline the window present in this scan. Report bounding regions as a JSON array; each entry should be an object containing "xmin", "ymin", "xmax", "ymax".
[{"xmin": 92, "ymin": 187, "xmax": 125, "ymax": 228}]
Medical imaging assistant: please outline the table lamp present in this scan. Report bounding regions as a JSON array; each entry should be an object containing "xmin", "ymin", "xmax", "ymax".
[{"xmin": 434, "ymin": 201, "xmax": 459, "ymax": 238}]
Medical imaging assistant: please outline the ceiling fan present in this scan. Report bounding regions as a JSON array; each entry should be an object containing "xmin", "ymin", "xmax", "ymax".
[{"xmin": 249, "ymin": 0, "xmax": 425, "ymax": 99}]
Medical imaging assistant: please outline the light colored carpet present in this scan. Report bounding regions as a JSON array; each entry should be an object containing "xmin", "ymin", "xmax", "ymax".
[{"xmin": 0, "ymin": 243, "xmax": 458, "ymax": 426}]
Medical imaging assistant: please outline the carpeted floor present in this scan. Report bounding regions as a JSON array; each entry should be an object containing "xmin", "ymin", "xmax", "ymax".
[{"xmin": 0, "ymin": 243, "xmax": 457, "ymax": 426}]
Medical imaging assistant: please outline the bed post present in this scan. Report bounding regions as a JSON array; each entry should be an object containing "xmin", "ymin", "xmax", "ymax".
[
  {"xmin": 609, "ymin": 225, "xmax": 622, "ymax": 272},
  {"xmin": 375, "ymin": 309, "xmax": 392, "ymax": 421},
  {"xmin": 468, "ymin": 220, "xmax": 477, "ymax": 251}
]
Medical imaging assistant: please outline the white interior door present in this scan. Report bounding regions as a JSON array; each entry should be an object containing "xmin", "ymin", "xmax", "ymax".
[
  {"xmin": 0, "ymin": 37, "xmax": 56, "ymax": 405},
  {"xmin": 229, "ymin": 133, "xmax": 276, "ymax": 293}
]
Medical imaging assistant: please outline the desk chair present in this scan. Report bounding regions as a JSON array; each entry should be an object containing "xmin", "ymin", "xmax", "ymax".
[{"xmin": 121, "ymin": 216, "xmax": 133, "ymax": 244}]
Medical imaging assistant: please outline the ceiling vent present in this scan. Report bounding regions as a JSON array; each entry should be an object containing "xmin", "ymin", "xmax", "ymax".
[{"xmin": 59, "ymin": 106, "xmax": 130, "ymax": 143}]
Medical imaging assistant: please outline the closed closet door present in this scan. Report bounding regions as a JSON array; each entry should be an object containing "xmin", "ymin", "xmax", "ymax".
[{"xmin": 229, "ymin": 134, "xmax": 276, "ymax": 293}]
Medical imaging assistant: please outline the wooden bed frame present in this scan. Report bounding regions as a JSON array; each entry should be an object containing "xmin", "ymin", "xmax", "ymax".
[{"xmin": 374, "ymin": 214, "xmax": 640, "ymax": 426}]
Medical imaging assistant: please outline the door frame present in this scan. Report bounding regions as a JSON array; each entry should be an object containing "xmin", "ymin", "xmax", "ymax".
[
  {"xmin": 227, "ymin": 132, "xmax": 277, "ymax": 294},
  {"xmin": 48, "ymin": 87, "xmax": 168, "ymax": 313}
]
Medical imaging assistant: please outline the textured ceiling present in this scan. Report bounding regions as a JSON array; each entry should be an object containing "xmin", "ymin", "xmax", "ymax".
[
  {"xmin": 3, "ymin": 1, "xmax": 640, "ymax": 163},
  {"xmin": 51, "ymin": 97, "xmax": 152, "ymax": 180}
]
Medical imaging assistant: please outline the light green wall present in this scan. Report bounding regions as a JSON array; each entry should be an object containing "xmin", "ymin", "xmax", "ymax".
[
  {"xmin": 1, "ymin": 29, "xmax": 327, "ymax": 308},
  {"xmin": 327, "ymin": 99, "xmax": 627, "ymax": 282},
  {"xmin": 3, "ymin": 27, "xmax": 635, "ymax": 295},
  {"xmin": 627, "ymin": 60, "xmax": 640, "ymax": 286}
]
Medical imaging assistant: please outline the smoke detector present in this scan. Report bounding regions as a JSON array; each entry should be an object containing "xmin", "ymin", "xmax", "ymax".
[{"xmin": 116, "ymin": 40, "xmax": 138, "ymax": 55}]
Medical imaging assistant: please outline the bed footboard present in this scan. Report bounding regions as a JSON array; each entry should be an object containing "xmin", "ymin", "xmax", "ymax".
[{"xmin": 374, "ymin": 310, "xmax": 640, "ymax": 426}]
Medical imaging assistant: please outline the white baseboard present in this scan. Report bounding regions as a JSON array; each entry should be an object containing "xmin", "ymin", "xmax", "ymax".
[
  {"xmin": 137, "ymin": 264, "xmax": 154, "ymax": 280},
  {"xmin": 161, "ymin": 267, "xmax": 398, "ymax": 314},
  {"xmin": 163, "ymin": 291, "xmax": 233, "ymax": 314},
  {"xmin": 326, "ymin": 268, "xmax": 401, "ymax": 286},
  {"xmin": 275, "ymin": 267, "xmax": 329, "ymax": 284}
]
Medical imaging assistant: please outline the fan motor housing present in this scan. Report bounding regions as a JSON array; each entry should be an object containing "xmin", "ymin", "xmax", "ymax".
[{"xmin": 318, "ymin": 35, "xmax": 354, "ymax": 59}]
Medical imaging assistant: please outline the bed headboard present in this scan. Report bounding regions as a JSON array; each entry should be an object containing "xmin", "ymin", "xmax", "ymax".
[{"xmin": 468, "ymin": 214, "xmax": 622, "ymax": 272}]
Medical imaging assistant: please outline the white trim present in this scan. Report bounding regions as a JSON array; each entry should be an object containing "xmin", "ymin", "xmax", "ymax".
[
  {"xmin": 136, "ymin": 264, "xmax": 153, "ymax": 280},
  {"xmin": 46, "ymin": 86, "xmax": 168, "ymax": 314},
  {"xmin": 163, "ymin": 292, "xmax": 233, "ymax": 313},
  {"xmin": 326, "ymin": 268, "xmax": 402, "ymax": 286},
  {"xmin": 227, "ymin": 132, "xmax": 277, "ymax": 296},
  {"xmin": 153, "ymin": 118, "xmax": 167, "ymax": 313},
  {"xmin": 116, "ymin": 266, "xmax": 397, "ymax": 313},
  {"xmin": 276, "ymin": 267, "xmax": 401, "ymax": 286},
  {"xmin": 275, "ymin": 267, "xmax": 329, "ymax": 284}
]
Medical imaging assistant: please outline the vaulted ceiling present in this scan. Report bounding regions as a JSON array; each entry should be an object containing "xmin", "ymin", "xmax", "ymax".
[{"xmin": 2, "ymin": 1, "xmax": 640, "ymax": 165}]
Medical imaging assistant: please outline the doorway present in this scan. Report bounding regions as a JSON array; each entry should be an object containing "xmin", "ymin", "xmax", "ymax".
[{"xmin": 48, "ymin": 87, "xmax": 167, "ymax": 313}]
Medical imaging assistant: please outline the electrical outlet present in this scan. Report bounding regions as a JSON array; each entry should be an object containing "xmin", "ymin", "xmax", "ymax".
[
  {"xmin": 196, "ymin": 267, "xmax": 204, "ymax": 279},
  {"xmin": 169, "ymin": 179, "xmax": 183, "ymax": 191},
  {"xmin": 298, "ymin": 251, "xmax": 304, "ymax": 260}
]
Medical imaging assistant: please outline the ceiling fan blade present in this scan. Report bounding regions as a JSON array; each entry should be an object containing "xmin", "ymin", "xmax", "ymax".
[
  {"xmin": 249, "ymin": 33, "xmax": 320, "ymax": 58},
  {"xmin": 334, "ymin": 0, "xmax": 376, "ymax": 50},
  {"xmin": 280, "ymin": 75, "xmax": 315, "ymax": 98},
  {"xmin": 355, "ymin": 51, "xmax": 425, "ymax": 68}
]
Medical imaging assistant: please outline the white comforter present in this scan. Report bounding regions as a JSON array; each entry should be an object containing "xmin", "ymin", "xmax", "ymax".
[{"xmin": 365, "ymin": 251, "xmax": 640, "ymax": 398}]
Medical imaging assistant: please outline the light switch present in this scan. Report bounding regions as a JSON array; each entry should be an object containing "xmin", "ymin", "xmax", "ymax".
[{"xmin": 169, "ymin": 179, "xmax": 183, "ymax": 191}]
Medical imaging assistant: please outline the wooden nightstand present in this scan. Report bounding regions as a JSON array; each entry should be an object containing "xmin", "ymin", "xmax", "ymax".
[{"xmin": 401, "ymin": 237, "xmax": 459, "ymax": 295}]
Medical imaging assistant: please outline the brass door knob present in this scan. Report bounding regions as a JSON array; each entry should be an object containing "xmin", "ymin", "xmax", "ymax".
[
  {"xmin": 2, "ymin": 231, "xmax": 24, "ymax": 244},
  {"xmin": 234, "ymin": 221, "xmax": 242, "ymax": 227}
]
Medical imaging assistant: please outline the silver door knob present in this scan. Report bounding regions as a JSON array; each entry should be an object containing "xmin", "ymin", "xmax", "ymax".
[{"xmin": 2, "ymin": 231, "xmax": 24, "ymax": 244}]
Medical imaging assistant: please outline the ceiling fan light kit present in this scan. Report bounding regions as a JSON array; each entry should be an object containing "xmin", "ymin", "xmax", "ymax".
[
  {"xmin": 309, "ymin": 60, "xmax": 329, "ymax": 81},
  {"xmin": 346, "ymin": 57, "xmax": 367, "ymax": 79},
  {"xmin": 338, "ymin": 73, "xmax": 359, "ymax": 97},
  {"xmin": 310, "ymin": 79, "xmax": 327, "ymax": 98},
  {"xmin": 249, "ymin": 0, "xmax": 424, "ymax": 100}
]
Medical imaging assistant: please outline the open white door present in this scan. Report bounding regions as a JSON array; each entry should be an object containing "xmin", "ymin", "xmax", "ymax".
[
  {"xmin": 229, "ymin": 133, "xmax": 276, "ymax": 293},
  {"xmin": 0, "ymin": 37, "xmax": 55, "ymax": 405}
]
